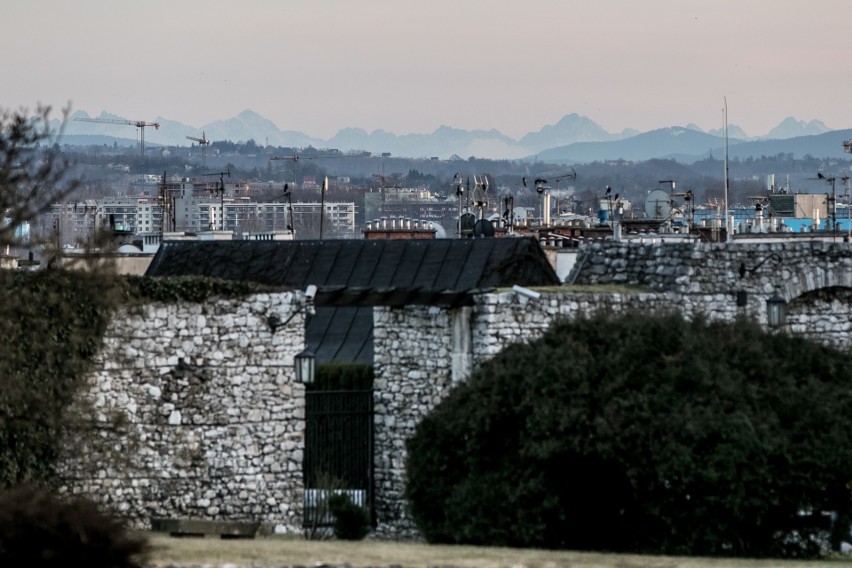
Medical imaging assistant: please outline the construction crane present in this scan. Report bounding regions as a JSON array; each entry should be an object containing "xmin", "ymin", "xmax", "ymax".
[
  {"xmin": 268, "ymin": 152, "xmax": 367, "ymax": 189},
  {"xmin": 74, "ymin": 117, "xmax": 160, "ymax": 162},
  {"xmin": 186, "ymin": 131, "xmax": 211, "ymax": 170},
  {"xmin": 551, "ymin": 168, "xmax": 578, "ymax": 190},
  {"xmin": 372, "ymin": 172, "xmax": 391, "ymax": 196}
]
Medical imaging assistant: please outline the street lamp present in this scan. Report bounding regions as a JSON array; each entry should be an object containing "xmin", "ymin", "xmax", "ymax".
[
  {"xmin": 766, "ymin": 294, "xmax": 787, "ymax": 328},
  {"xmin": 295, "ymin": 348, "xmax": 316, "ymax": 384},
  {"xmin": 817, "ymin": 172, "xmax": 837, "ymax": 238}
]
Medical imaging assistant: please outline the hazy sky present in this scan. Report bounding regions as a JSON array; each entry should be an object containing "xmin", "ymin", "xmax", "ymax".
[{"xmin": 4, "ymin": 0, "xmax": 850, "ymax": 140}]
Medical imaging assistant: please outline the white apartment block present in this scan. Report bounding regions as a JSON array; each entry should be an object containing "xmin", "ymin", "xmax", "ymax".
[
  {"xmin": 53, "ymin": 196, "xmax": 357, "ymax": 240},
  {"xmin": 51, "ymin": 197, "xmax": 161, "ymax": 244}
]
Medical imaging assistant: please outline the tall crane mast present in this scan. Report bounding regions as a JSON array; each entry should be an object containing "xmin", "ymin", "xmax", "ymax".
[
  {"xmin": 74, "ymin": 117, "xmax": 160, "ymax": 162},
  {"xmin": 269, "ymin": 151, "xmax": 369, "ymax": 240},
  {"xmin": 186, "ymin": 131, "xmax": 211, "ymax": 170}
]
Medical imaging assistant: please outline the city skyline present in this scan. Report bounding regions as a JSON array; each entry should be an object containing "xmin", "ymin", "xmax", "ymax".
[{"xmin": 4, "ymin": 0, "xmax": 850, "ymax": 140}]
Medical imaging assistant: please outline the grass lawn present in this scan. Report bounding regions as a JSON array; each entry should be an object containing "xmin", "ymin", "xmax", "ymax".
[{"xmin": 143, "ymin": 533, "xmax": 852, "ymax": 568}]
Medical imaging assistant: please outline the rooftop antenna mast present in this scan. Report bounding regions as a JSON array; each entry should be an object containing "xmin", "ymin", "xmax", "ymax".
[
  {"xmin": 158, "ymin": 171, "xmax": 173, "ymax": 234},
  {"xmin": 551, "ymin": 168, "xmax": 578, "ymax": 217},
  {"xmin": 453, "ymin": 173, "xmax": 464, "ymax": 237},
  {"xmin": 843, "ymin": 175, "xmax": 851, "ymax": 242},
  {"xmin": 262, "ymin": 182, "xmax": 296, "ymax": 237},
  {"xmin": 533, "ymin": 178, "xmax": 551, "ymax": 226},
  {"xmin": 472, "ymin": 174, "xmax": 489, "ymax": 219},
  {"xmin": 200, "ymin": 169, "xmax": 230, "ymax": 231},
  {"xmin": 817, "ymin": 172, "xmax": 838, "ymax": 240},
  {"xmin": 320, "ymin": 176, "xmax": 328, "ymax": 241},
  {"xmin": 271, "ymin": 183, "xmax": 295, "ymax": 237}
]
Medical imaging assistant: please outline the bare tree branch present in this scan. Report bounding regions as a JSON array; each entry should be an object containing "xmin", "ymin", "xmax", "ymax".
[{"xmin": 0, "ymin": 104, "xmax": 81, "ymax": 248}]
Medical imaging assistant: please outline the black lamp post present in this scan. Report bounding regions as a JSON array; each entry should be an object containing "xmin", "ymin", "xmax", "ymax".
[
  {"xmin": 766, "ymin": 294, "xmax": 787, "ymax": 328},
  {"xmin": 295, "ymin": 349, "xmax": 315, "ymax": 384}
]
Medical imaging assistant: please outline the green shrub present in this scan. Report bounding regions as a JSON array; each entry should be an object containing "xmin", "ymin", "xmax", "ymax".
[
  {"xmin": 405, "ymin": 312, "xmax": 852, "ymax": 558},
  {"xmin": 123, "ymin": 274, "xmax": 273, "ymax": 304},
  {"xmin": 0, "ymin": 270, "xmax": 121, "ymax": 487},
  {"xmin": 0, "ymin": 485, "xmax": 149, "ymax": 567},
  {"xmin": 328, "ymin": 492, "xmax": 371, "ymax": 540}
]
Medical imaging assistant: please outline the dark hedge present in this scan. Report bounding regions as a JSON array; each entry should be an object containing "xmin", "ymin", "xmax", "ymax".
[{"xmin": 405, "ymin": 312, "xmax": 852, "ymax": 558}]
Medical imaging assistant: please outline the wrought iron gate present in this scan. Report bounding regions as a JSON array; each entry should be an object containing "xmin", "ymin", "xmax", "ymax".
[{"xmin": 303, "ymin": 389, "xmax": 374, "ymax": 527}]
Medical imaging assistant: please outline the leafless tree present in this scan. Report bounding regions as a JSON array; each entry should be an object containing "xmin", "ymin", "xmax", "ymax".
[{"xmin": 0, "ymin": 104, "xmax": 80, "ymax": 247}]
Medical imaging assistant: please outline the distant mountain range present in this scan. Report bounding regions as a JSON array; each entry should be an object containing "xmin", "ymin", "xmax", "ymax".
[{"xmin": 57, "ymin": 109, "xmax": 849, "ymax": 164}]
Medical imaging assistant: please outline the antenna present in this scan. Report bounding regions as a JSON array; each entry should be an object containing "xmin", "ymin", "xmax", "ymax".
[
  {"xmin": 200, "ymin": 169, "xmax": 230, "ymax": 231},
  {"xmin": 472, "ymin": 175, "xmax": 489, "ymax": 218},
  {"xmin": 533, "ymin": 178, "xmax": 551, "ymax": 225},
  {"xmin": 843, "ymin": 174, "xmax": 851, "ymax": 242},
  {"xmin": 270, "ymin": 183, "xmax": 295, "ymax": 236},
  {"xmin": 158, "ymin": 170, "xmax": 173, "ymax": 234},
  {"xmin": 502, "ymin": 195, "xmax": 515, "ymax": 233},
  {"xmin": 817, "ymin": 172, "xmax": 838, "ymax": 239},
  {"xmin": 453, "ymin": 173, "xmax": 466, "ymax": 237}
]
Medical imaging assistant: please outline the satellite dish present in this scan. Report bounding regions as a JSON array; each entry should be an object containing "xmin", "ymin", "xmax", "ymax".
[
  {"xmin": 473, "ymin": 219, "xmax": 495, "ymax": 237},
  {"xmin": 645, "ymin": 189, "xmax": 672, "ymax": 219},
  {"xmin": 432, "ymin": 221, "xmax": 447, "ymax": 239}
]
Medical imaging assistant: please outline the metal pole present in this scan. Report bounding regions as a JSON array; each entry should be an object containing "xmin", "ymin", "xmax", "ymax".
[
  {"xmin": 847, "ymin": 177, "xmax": 851, "ymax": 242},
  {"xmin": 319, "ymin": 191, "xmax": 325, "ymax": 240},
  {"xmin": 458, "ymin": 192, "xmax": 462, "ymax": 238},
  {"xmin": 319, "ymin": 177, "xmax": 327, "ymax": 240},
  {"xmin": 723, "ymin": 97, "xmax": 730, "ymax": 242},
  {"xmin": 832, "ymin": 177, "xmax": 837, "ymax": 241}
]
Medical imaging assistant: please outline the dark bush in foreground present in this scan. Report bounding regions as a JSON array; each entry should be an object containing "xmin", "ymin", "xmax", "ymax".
[
  {"xmin": 405, "ymin": 312, "xmax": 852, "ymax": 558},
  {"xmin": 328, "ymin": 493, "xmax": 371, "ymax": 540},
  {"xmin": 0, "ymin": 485, "xmax": 149, "ymax": 567}
]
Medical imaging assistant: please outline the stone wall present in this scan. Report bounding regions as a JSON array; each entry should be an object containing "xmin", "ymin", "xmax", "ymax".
[
  {"xmin": 568, "ymin": 240, "xmax": 852, "ymax": 298},
  {"xmin": 788, "ymin": 287, "xmax": 852, "ymax": 349},
  {"xmin": 372, "ymin": 305, "xmax": 457, "ymax": 538},
  {"xmin": 59, "ymin": 291, "xmax": 309, "ymax": 533},
  {"xmin": 54, "ymin": 240, "xmax": 852, "ymax": 539}
]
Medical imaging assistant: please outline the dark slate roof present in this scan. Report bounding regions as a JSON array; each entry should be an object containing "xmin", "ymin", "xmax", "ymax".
[
  {"xmin": 145, "ymin": 237, "xmax": 559, "ymax": 307},
  {"xmin": 307, "ymin": 306, "xmax": 372, "ymax": 365},
  {"xmin": 145, "ymin": 237, "xmax": 558, "ymax": 366}
]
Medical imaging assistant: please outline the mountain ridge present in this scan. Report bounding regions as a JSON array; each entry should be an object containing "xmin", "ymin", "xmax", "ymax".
[{"xmin": 59, "ymin": 109, "xmax": 843, "ymax": 163}]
